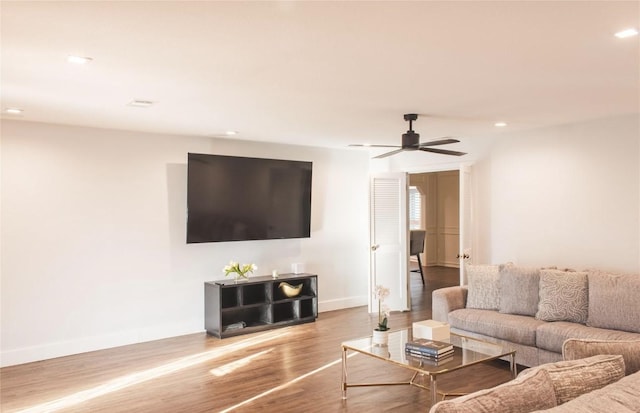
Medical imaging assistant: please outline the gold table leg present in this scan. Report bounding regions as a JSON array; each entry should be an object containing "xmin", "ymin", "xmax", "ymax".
[
  {"xmin": 341, "ymin": 346, "xmax": 347, "ymax": 400},
  {"xmin": 430, "ymin": 375, "xmax": 438, "ymax": 408}
]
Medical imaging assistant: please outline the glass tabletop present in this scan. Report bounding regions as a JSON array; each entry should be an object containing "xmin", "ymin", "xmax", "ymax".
[{"xmin": 341, "ymin": 328, "xmax": 514, "ymax": 376}]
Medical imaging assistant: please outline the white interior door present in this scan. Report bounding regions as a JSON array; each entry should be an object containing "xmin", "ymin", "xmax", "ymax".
[
  {"xmin": 369, "ymin": 173, "xmax": 409, "ymax": 312},
  {"xmin": 459, "ymin": 165, "xmax": 473, "ymax": 285}
]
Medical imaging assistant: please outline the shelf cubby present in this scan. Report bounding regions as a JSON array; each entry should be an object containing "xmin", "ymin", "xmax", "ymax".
[
  {"xmin": 272, "ymin": 276, "xmax": 317, "ymax": 302},
  {"xmin": 220, "ymin": 287, "xmax": 239, "ymax": 308},
  {"xmin": 298, "ymin": 298, "xmax": 317, "ymax": 319},
  {"xmin": 273, "ymin": 302, "xmax": 294, "ymax": 323},
  {"xmin": 243, "ymin": 283, "xmax": 267, "ymax": 305},
  {"xmin": 221, "ymin": 305, "xmax": 270, "ymax": 328}
]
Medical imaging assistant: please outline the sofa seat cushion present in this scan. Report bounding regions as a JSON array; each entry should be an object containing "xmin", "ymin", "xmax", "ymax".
[
  {"xmin": 449, "ymin": 309, "xmax": 545, "ymax": 346},
  {"xmin": 536, "ymin": 321, "xmax": 640, "ymax": 353},
  {"xmin": 531, "ymin": 370, "xmax": 640, "ymax": 412}
]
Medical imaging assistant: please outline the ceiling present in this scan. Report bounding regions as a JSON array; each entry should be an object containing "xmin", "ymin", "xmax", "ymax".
[{"xmin": 1, "ymin": 1, "xmax": 638, "ymax": 153}]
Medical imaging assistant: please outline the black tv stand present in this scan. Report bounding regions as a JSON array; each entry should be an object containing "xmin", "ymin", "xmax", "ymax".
[{"xmin": 204, "ymin": 274, "xmax": 318, "ymax": 338}]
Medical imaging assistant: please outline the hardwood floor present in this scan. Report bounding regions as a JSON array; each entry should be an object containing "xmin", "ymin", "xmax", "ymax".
[{"xmin": 1, "ymin": 267, "xmax": 514, "ymax": 412}]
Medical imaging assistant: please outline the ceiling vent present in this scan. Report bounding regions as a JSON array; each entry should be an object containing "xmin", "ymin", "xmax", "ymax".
[{"xmin": 127, "ymin": 100, "xmax": 155, "ymax": 108}]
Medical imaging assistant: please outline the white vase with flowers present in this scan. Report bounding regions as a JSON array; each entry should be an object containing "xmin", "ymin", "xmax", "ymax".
[{"xmin": 372, "ymin": 285, "xmax": 391, "ymax": 345}]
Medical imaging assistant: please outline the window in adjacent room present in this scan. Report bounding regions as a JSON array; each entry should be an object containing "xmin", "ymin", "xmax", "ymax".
[{"xmin": 409, "ymin": 186, "xmax": 423, "ymax": 230}]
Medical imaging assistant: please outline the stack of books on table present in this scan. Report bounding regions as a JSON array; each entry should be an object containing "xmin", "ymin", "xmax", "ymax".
[
  {"xmin": 405, "ymin": 353, "xmax": 454, "ymax": 366},
  {"xmin": 405, "ymin": 338, "xmax": 454, "ymax": 361}
]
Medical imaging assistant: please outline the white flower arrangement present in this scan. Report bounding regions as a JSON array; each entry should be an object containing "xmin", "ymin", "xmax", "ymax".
[
  {"xmin": 373, "ymin": 285, "xmax": 391, "ymax": 331},
  {"xmin": 223, "ymin": 261, "xmax": 258, "ymax": 280}
]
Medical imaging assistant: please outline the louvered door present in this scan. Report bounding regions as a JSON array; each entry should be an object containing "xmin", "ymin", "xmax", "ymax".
[{"xmin": 369, "ymin": 173, "xmax": 409, "ymax": 312}]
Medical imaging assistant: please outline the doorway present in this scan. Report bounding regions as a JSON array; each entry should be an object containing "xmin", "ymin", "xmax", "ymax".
[
  {"xmin": 369, "ymin": 166, "xmax": 471, "ymax": 313},
  {"xmin": 408, "ymin": 170, "xmax": 460, "ymax": 282}
]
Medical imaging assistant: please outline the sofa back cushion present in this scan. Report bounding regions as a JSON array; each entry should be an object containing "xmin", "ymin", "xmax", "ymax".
[
  {"xmin": 587, "ymin": 271, "xmax": 640, "ymax": 333},
  {"xmin": 465, "ymin": 264, "xmax": 500, "ymax": 310},
  {"xmin": 536, "ymin": 269, "xmax": 588, "ymax": 324},
  {"xmin": 563, "ymin": 339, "xmax": 640, "ymax": 376},
  {"xmin": 519, "ymin": 354, "xmax": 625, "ymax": 405},
  {"xmin": 499, "ymin": 264, "xmax": 540, "ymax": 316},
  {"xmin": 428, "ymin": 369, "xmax": 557, "ymax": 413},
  {"xmin": 530, "ymin": 369, "xmax": 640, "ymax": 413}
]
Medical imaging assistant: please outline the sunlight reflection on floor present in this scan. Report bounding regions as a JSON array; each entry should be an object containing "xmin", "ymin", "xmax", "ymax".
[
  {"xmin": 209, "ymin": 348, "xmax": 274, "ymax": 377},
  {"xmin": 14, "ymin": 331, "xmax": 290, "ymax": 413},
  {"xmin": 219, "ymin": 352, "xmax": 359, "ymax": 412}
]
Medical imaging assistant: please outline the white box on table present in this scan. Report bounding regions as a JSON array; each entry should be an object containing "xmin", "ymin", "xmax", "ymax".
[{"xmin": 412, "ymin": 319, "xmax": 450, "ymax": 340}]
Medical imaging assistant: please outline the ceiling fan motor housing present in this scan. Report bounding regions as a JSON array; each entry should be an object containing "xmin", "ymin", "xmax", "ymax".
[
  {"xmin": 401, "ymin": 113, "xmax": 420, "ymax": 148},
  {"xmin": 402, "ymin": 131, "xmax": 420, "ymax": 148}
]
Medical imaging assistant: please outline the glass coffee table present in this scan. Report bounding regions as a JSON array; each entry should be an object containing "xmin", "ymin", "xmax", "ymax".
[{"xmin": 341, "ymin": 328, "xmax": 516, "ymax": 408}]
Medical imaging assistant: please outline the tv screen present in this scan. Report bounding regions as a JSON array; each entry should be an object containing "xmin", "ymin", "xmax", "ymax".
[{"xmin": 187, "ymin": 153, "xmax": 312, "ymax": 243}]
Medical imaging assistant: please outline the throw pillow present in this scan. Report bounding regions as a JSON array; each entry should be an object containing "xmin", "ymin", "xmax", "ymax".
[
  {"xmin": 563, "ymin": 339, "xmax": 640, "ymax": 376},
  {"xmin": 586, "ymin": 270, "xmax": 640, "ymax": 334},
  {"xmin": 429, "ymin": 369, "xmax": 557, "ymax": 413},
  {"xmin": 535, "ymin": 269, "xmax": 588, "ymax": 323},
  {"xmin": 519, "ymin": 354, "xmax": 625, "ymax": 404},
  {"xmin": 535, "ymin": 372, "xmax": 640, "ymax": 413},
  {"xmin": 465, "ymin": 264, "xmax": 500, "ymax": 310},
  {"xmin": 498, "ymin": 264, "xmax": 540, "ymax": 316}
]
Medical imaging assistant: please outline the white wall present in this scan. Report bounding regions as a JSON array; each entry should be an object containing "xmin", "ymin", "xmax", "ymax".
[
  {"xmin": 474, "ymin": 114, "xmax": 639, "ymax": 272},
  {"xmin": 0, "ymin": 120, "xmax": 370, "ymax": 366}
]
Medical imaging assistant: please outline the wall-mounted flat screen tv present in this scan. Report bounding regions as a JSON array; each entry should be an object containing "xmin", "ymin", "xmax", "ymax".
[{"xmin": 187, "ymin": 153, "xmax": 312, "ymax": 243}]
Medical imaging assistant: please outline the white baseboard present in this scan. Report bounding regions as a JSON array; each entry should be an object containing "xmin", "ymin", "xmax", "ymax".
[
  {"xmin": 319, "ymin": 295, "xmax": 367, "ymax": 312},
  {"xmin": 0, "ymin": 322, "xmax": 203, "ymax": 368},
  {"xmin": 2, "ymin": 298, "xmax": 368, "ymax": 367}
]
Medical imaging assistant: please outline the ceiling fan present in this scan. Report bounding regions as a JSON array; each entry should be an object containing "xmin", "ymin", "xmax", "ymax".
[{"xmin": 350, "ymin": 114, "xmax": 467, "ymax": 159}]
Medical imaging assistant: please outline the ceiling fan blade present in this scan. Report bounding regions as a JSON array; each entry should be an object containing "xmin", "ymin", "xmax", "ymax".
[
  {"xmin": 419, "ymin": 147, "xmax": 467, "ymax": 156},
  {"xmin": 373, "ymin": 148, "xmax": 406, "ymax": 159},
  {"xmin": 418, "ymin": 138, "xmax": 460, "ymax": 147},
  {"xmin": 349, "ymin": 144, "xmax": 401, "ymax": 148}
]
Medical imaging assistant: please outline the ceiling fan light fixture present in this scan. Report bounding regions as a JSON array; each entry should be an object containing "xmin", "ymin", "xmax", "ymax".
[{"xmin": 494, "ymin": 121, "xmax": 507, "ymax": 127}]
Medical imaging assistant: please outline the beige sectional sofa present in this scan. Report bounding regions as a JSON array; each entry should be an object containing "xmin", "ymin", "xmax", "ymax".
[
  {"xmin": 432, "ymin": 264, "xmax": 640, "ymax": 367},
  {"xmin": 430, "ymin": 354, "xmax": 640, "ymax": 413}
]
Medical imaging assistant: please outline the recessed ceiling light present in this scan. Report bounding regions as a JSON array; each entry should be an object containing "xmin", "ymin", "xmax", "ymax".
[
  {"xmin": 494, "ymin": 122, "xmax": 507, "ymax": 127},
  {"xmin": 67, "ymin": 55, "xmax": 93, "ymax": 64},
  {"xmin": 225, "ymin": 130, "xmax": 238, "ymax": 136},
  {"xmin": 127, "ymin": 100, "xmax": 155, "ymax": 108},
  {"xmin": 615, "ymin": 28, "xmax": 639, "ymax": 39},
  {"xmin": 4, "ymin": 108, "xmax": 23, "ymax": 115}
]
